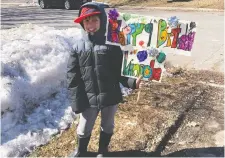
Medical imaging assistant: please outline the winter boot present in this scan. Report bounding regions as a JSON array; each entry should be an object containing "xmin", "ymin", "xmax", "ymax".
[
  {"xmin": 69, "ymin": 135, "xmax": 91, "ymax": 157},
  {"xmin": 97, "ymin": 131, "xmax": 113, "ymax": 157}
]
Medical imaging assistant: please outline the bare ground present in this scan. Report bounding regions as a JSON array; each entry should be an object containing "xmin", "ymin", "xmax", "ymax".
[
  {"xmin": 29, "ymin": 68, "xmax": 224, "ymax": 157},
  {"xmin": 97, "ymin": 0, "xmax": 224, "ymax": 10}
]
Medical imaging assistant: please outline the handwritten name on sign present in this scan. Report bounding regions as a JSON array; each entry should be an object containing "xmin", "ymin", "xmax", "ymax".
[
  {"xmin": 105, "ymin": 9, "xmax": 197, "ymax": 56},
  {"xmin": 122, "ymin": 49, "xmax": 166, "ymax": 82}
]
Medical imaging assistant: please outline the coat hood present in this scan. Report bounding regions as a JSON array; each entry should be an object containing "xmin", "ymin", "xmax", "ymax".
[{"xmin": 78, "ymin": 2, "xmax": 108, "ymax": 45}]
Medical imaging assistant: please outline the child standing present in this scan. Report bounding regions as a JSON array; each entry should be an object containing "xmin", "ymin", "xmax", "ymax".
[{"xmin": 67, "ymin": 2, "xmax": 142, "ymax": 157}]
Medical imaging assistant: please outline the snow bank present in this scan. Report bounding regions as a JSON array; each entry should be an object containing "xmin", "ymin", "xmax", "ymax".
[
  {"xmin": 1, "ymin": 24, "xmax": 80, "ymax": 157},
  {"xmin": 1, "ymin": 24, "xmax": 79, "ymax": 113}
]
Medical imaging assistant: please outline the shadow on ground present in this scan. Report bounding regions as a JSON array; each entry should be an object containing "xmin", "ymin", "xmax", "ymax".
[
  {"xmin": 167, "ymin": 0, "xmax": 192, "ymax": 2},
  {"xmin": 163, "ymin": 147, "xmax": 224, "ymax": 157},
  {"xmin": 86, "ymin": 150, "xmax": 149, "ymax": 157},
  {"xmin": 85, "ymin": 147, "xmax": 224, "ymax": 157}
]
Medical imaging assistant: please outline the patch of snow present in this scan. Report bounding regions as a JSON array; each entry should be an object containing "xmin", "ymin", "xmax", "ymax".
[{"xmin": 1, "ymin": 24, "xmax": 80, "ymax": 157}]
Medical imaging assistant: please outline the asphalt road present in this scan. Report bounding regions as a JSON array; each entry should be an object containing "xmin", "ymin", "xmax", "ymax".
[
  {"xmin": 1, "ymin": 5, "xmax": 80, "ymax": 30},
  {"xmin": 1, "ymin": 4, "xmax": 224, "ymax": 72}
]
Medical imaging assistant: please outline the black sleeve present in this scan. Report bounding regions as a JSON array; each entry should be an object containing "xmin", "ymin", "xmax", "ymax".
[
  {"xmin": 111, "ymin": 46, "xmax": 137, "ymax": 89},
  {"xmin": 67, "ymin": 50, "xmax": 90, "ymax": 114}
]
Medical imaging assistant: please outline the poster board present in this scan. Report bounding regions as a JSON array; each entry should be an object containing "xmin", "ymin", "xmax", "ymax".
[{"xmin": 105, "ymin": 8, "xmax": 197, "ymax": 82}]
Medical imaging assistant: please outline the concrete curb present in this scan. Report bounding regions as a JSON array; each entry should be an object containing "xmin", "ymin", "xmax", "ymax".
[
  {"xmin": 117, "ymin": 6, "xmax": 224, "ymax": 12},
  {"xmin": 1, "ymin": 3, "xmax": 25, "ymax": 4},
  {"xmin": 1, "ymin": 2, "xmax": 38, "ymax": 4},
  {"xmin": 1, "ymin": 2, "xmax": 38, "ymax": 6}
]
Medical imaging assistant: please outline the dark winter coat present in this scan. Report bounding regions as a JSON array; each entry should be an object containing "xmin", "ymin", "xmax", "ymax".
[{"xmin": 67, "ymin": 2, "xmax": 136, "ymax": 114}]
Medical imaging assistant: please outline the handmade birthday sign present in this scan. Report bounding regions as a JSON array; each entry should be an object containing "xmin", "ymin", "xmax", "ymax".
[{"xmin": 105, "ymin": 8, "xmax": 197, "ymax": 82}]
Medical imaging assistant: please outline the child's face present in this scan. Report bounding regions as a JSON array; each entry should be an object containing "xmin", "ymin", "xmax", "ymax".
[{"xmin": 83, "ymin": 15, "xmax": 100, "ymax": 35}]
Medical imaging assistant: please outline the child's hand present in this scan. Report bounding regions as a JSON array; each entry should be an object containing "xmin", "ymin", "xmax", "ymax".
[{"xmin": 136, "ymin": 75, "xmax": 143, "ymax": 89}]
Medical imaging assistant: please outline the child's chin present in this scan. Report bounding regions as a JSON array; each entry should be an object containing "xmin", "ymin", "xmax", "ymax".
[{"xmin": 89, "ymin": 32, "xmax": 95, "ymax": 35}]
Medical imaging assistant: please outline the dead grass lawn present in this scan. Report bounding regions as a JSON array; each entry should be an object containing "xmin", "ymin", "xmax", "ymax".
[
  {"xmin": 97, "ymin": 0, "xmax": 224, "ymax": 10},
  {"xmin": 29, "ymin": 69, "xmax": 224, "ymax": 157}
]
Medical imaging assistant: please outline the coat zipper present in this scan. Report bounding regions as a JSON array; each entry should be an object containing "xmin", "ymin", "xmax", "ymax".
[{"xmin": 92, "ymin": 43, "xmax": 100, "ymax": 109}]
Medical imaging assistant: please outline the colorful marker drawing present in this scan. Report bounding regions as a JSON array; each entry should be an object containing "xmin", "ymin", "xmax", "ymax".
[{"xmin": 105, "ymin": 9, "xmax": 197, "ymax": 82}]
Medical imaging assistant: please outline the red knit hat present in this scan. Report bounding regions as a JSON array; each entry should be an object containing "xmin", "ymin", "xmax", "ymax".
[{"xmin": 74, "ymin": 7, "xmax": 101, "ymax": 23}]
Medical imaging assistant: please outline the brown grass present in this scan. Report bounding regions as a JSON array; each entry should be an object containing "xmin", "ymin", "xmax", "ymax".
[
  {"xmin": 97, "ymin": 0, "xmax": 224, "ymax": 10},
  {"xmin": 29, "ymin": 69, "xmax": 224, "ymax": 157}
]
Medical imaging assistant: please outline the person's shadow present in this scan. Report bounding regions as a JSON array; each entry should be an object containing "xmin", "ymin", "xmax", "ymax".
[
  {"xmin": 86, "ymin": 150, "xmax": 148, "ymax": 157},
  {"xmin": 85, "ymin": 147, "xmax": 224, "ymax": 157},
  {"xmin": 162, "ymin": 147, "xmax": 224, "ymax": 157},
  {"xmin": 167, "ymin": 0, "xmax": 192, "ymax": 2}
]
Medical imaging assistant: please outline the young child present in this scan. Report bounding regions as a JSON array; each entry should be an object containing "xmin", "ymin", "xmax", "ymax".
[{"xmin": 67, "ymin": 2, "xmax": 142, "ymax": 157}]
